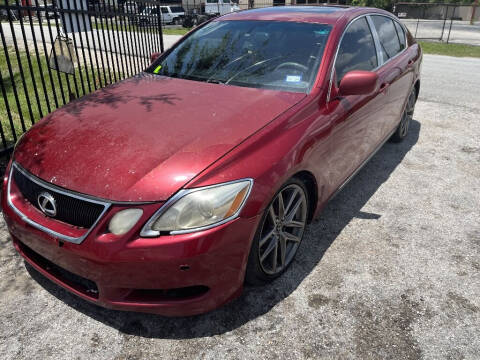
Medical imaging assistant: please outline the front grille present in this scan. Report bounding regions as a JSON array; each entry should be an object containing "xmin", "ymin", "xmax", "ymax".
[
  {"xmin": 12, "ymin": 165, "xmax": 106, "ymax": 228},
  {"xmin": 17, "ymin": 240, "xmax": 99, "ymax": 299}
]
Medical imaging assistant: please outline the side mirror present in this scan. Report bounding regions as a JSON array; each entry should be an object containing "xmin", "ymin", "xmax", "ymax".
[
  {"xmin": 338, "ymin": 70, "xmax": 378, "ymax": 97},
  {"xmin": 150, "ymin": 52, "xmax": 161, "ymax": 64}
]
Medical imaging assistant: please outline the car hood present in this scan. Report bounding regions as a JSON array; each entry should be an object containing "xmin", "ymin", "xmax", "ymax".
[{"xmin": 14, "ymin": 73, "xmax": 305, "ymax": 202}]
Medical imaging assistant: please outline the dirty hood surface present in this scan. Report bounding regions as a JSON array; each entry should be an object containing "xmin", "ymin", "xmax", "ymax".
[{"xmin": 14, "ymin": 73, "xmax": 305, "ymax": 201}]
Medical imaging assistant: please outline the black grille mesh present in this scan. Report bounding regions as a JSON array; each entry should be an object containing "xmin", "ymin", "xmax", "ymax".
[
  {"xmin": 12, "ymin": 166, "xmax": 105, "ymax": 228},
  {"xmin": 18, "ymin": 240, "xmax": 99, "ymax": 299}
]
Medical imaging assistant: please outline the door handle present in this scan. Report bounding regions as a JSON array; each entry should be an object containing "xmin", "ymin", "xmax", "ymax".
[
  {"xmin": 407, "ymin": 59, "xmax": 415, "ymax": 67},
  {"xmin": 379, "ymin": 82, "xmax": 390, "ymax": 93}
]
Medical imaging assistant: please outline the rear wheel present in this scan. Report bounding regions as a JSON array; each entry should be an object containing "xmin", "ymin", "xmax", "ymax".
[
  {"xmin": 391, "ymin": 88, "xmax": 416, "ymax": 143},
  {"xmin": 245, "ymin": 178, "xmax": 309, "ymax": 285}
]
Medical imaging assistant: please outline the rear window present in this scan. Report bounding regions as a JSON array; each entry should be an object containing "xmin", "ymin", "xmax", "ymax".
[
  {"xmin": 394, "ymin": 21, "xmax": 406, "ymax": 50},
  {"xmin": 371, "ymin": 15, "xmax": 402, "ymax": 60},
  {"xmin": 148, "ymin": 20, "xmax": 332, "ymax": 93}
]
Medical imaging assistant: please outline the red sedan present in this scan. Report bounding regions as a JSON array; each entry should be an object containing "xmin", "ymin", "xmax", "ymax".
[{"xmin": 2, "ymin": 6, "xmax": 421, "ymax": 316}]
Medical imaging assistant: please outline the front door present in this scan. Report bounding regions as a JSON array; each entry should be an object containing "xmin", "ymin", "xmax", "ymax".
[{"xmin": 324, "ymin": 16, "xmax": 385, "ymax": 191}]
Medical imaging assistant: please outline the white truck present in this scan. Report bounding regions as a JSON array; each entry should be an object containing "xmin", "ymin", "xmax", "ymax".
[
  {"xmin": 139, "ymin": 5, "xmax": 186, "ymax": 26},
  {"xmin": 204, "ymin": 0, "xmax": 240, "ymax": 16},
  {"xmin": 183, "ymin": 0, "xmax": 239, "ymax": 27}
]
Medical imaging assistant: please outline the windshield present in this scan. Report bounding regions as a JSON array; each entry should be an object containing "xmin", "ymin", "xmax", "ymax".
[{"xmin": 147, "ymin": 20, "xmax": 331, "ymax": 93}]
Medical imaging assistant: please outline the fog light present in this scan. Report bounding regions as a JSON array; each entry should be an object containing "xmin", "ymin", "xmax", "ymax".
[{"xmin": 108, "ymin": 209, "xmax": 143, "ymax": 235}]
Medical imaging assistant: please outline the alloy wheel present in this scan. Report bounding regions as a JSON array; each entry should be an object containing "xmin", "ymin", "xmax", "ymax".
[{"xmin": 258, "ymin": 184, "xmax": 307, "ymax": 275}]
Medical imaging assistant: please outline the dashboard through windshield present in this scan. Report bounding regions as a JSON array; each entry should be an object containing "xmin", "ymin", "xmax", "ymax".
[{"xmin": 147, "ymin": 20, "xmax": 332, "ymax": 93}]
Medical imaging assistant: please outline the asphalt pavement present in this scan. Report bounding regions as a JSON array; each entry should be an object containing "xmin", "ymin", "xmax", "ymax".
[{"xmin": 0, "ymin": 54, "xmax": 479, "ymax": 359}]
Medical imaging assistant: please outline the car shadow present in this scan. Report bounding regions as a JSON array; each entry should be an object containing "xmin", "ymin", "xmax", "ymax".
[{"xmin": 24, "ymin": 119, "xmax": 421, "ymax": 339}]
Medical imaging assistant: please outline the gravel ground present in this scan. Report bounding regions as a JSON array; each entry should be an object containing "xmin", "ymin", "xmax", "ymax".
[{"xmin": 1, "ymin": 54, "xmax": 479, "ymax": 359}]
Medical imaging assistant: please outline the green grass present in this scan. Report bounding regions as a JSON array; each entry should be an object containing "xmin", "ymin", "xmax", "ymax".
[
  {"xmin": 0, "ymin": 46, "xmax": 118, "ymax": 147},
  {"xmin": 162, "ymin": 28, "xmax": 190, "ymax": 36},
  {"xmin": 418, "ymin": 41, "xmax": 480, "ymax": 58},
  {"xmin": 92, "ymin": 22, "xmax": 190, "ymax": 36}
]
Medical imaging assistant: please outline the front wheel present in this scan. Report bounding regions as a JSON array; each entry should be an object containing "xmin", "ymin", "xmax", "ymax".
[
  {"xmin": 391, "ymin": 88, "xmax": 417, "ymax": 143},
  {"xmin": 245, "ymin": 178, "xmax": 309, "ymax": 285}
]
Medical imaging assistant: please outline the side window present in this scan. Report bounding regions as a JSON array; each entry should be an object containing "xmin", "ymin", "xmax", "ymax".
[
  {"xmin": 371, "ymin": 16, "xmax": 402, "ymax": 60},
  {"xmin": 394, "ymin": 21, "xmax": 406, "ymax": 50},
  {"xmin": 335, "ymin": 17, "xmax": 378, "ymax": 85},
  {"xmin": 161, "ymin": 7, "xmax": 169, "ymax": 14}
]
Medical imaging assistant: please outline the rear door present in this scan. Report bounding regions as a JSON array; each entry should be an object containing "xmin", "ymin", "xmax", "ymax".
[{"xmin": 369, "ymin": 15, "xmax": 415, "ymax": 139}]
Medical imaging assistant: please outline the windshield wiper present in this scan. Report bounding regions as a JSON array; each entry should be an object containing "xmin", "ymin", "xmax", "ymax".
[
  {"xmin": 224, "ymin": 56, "xmax": 283, "ymax": 85},
  {"xmin": 162, "ymin": 72, "xmax": 225, "ymax": 85}
]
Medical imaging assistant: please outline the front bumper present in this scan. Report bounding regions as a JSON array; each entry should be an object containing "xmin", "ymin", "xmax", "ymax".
[{"xmin": 2, "ymin": 171, "xmax": 260, "ymax": 317}]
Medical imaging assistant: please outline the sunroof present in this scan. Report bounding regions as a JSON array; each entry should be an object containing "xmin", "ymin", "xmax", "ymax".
[{"xmin": 247, "ymin": 6, "xmax": 349, "ymax": 14}]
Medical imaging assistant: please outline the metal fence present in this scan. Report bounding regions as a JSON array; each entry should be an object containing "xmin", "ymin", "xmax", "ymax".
[
  {"xmin": 0, "ymin": 0, "xmax": 164, "ymax": 156},
  {"xmin": 2, "ymin": 1, "xmax": 478, "ymax": 157},
  {"xmin": 238, "ymin": 0, "xmax": 344, "ymax": 9},
  {"xmin": 393, "ymin": 2, "xmax": 480, "ymax": 44}
]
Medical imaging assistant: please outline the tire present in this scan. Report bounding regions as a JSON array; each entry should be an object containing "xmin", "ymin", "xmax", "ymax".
[
  {"xmin": 391, "ymin": 88, "xmax": 417, "ymax": 143},
  {"xmin": 174, "ymin": 17, "xmax": 181, "ymax": 25},
  {"xmin": 245, "ymin": 177, "xmax": 309, "ymax": 285}
]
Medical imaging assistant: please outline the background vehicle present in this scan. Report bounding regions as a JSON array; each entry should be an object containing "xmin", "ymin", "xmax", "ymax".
[
  {"xmin": 88, "ymin": 0, "xmax": 115, "ymax": 18},
  {"xmin": 123, "ymin": 1, "xmax": 139, "ymax": 15},
  {"xmin": 183, "ymin": 0, "xmax": 239, "ymax": 27},
  {"xmin": 205, "ymin": 0, "xmax": 239, "ymax": 16},
  {"xmin": 38, "ymin": 1, "xmax": 60, "ymax": 20},
  {"xmin": 122, "ymin": 0, "xmax": 140, "ymax": 24},
  {"xmin": 139, "ymin": 5, "xmax": 185, "ymax": 26}
]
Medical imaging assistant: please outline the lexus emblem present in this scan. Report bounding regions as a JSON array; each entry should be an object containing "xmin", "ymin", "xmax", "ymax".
[{"xmin": 37, "ymin": 192, "xmax": 57, "ymax": 217}]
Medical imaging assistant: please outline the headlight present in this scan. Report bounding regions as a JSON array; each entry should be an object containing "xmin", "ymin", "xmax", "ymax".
[
  {"xmin": 140, "ymin": 179, "xmax": 253, "ymax": 236},
  {"xmin": 108, "ymin": 209, "xmax": 143, "ymax": 235}
]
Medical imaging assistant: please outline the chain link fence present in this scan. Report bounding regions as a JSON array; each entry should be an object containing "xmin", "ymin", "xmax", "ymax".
[{"xmin": 393, "ymin": 2, "xmax": 480, "ymax": 45}]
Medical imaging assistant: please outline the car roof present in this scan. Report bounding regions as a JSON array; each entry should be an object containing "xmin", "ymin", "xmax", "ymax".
[{"xmin": 219, "ymin": 6, "xmax": 390, "ymax": 25}]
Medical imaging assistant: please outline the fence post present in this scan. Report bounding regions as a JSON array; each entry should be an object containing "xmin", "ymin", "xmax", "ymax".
[
  {"xmin": 158, "ymin": 5, "xmax": 164, "ymax": 53},
  {"xmin": 414, "ymin": 5, "xmax": 420, "ymax": 38},
  {"xmin": 472, "ymin": 0, "xmax": 479, "ymax": 25},
  {"xmin": 446, "ymin": 6, "xmax": 454, "ymax": 44},
  {"xmin": 440, "ymin": 4, "xmax": 447, "ymax": 41}
]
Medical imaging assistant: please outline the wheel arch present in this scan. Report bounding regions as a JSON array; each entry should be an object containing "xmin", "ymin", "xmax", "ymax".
[
  {"xmin": 292, "ymin": 170, "xmax": 318, "ymax": 223},
  {"xmin": 414, "ymin": 79, "xmax": 420, "ymax": 100}
]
